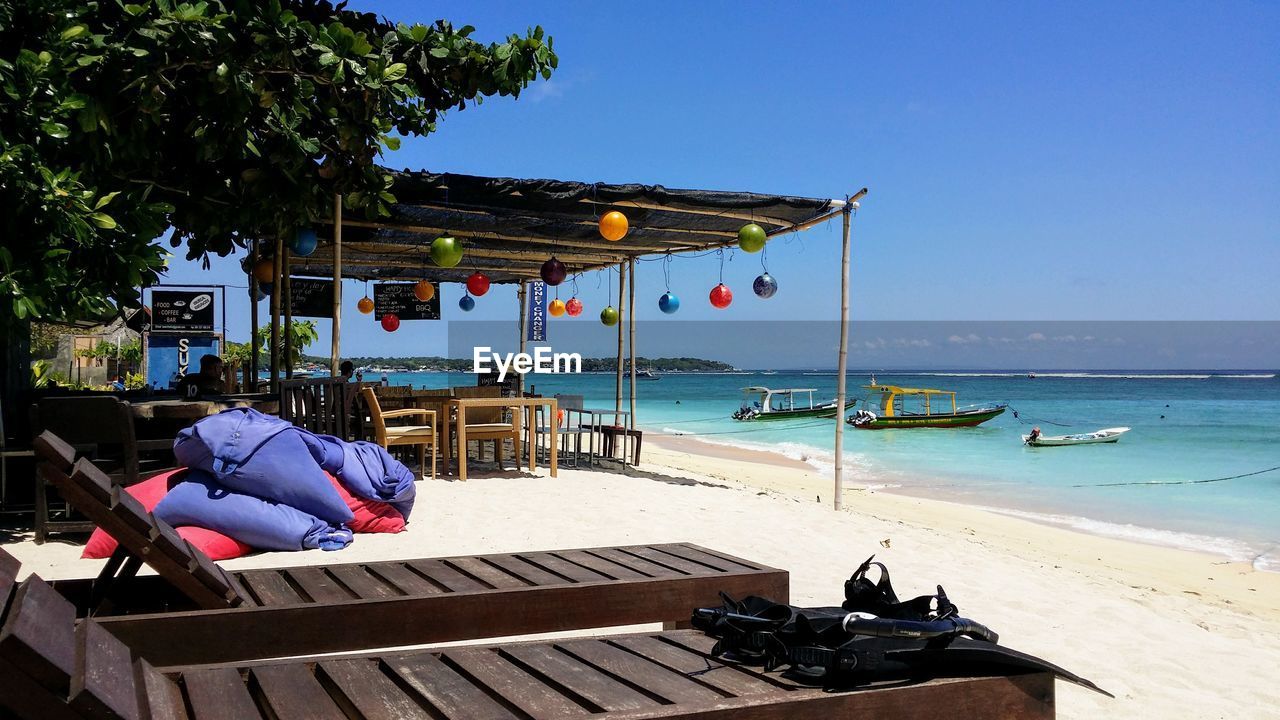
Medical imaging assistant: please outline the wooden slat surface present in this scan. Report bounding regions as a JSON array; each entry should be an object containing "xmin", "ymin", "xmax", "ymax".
[
  {"xmin": 327, "ymin": 565, "xmax": 399, "ymax": 600},
  {"xmin": 503, "ymin": 644, "xmax": 660, "ymax": 712},
  {"xmin": 139, "ymin": 661, "xmax": 190, "ymax": 720},
  {"xmin": 388, "ymin": 653, "xmax": 521, "ymax": 720},
  {"xmin": 445, "ymin": 648, "xmax": 589, "ymax": 718},
  {"xmin": 71, "ymin": 620, "xmax": 141, "ymax": 720},
  {"xmin": 0, "ymin": 576, "xmax": 77, "ymax": 692},
  {"xmin": 362, "ymin": 562, "xmax": 443, "ymax": 596},
  {"xmin": 237, "ymin": 570, "xmax": 305, "ymax": 607},
  {"xmin": 252, "ymin": 664, "xmax": 346, "ymax": 720},
  {"xmin": 590, "ymin": 547, "xmax": 688, "ymax": 578},
  {"xmin": 407, "ymin": 559, "xmax": 490, "ymax": 592},
  {"xmin": 518, "ymin": 552, "xmax": 612, "ymax": 583},
  {"xmin": 317, "ymin": 659, "xmax": 432, "ymax": 720},
  {"xmin": 183, "ymin": 667, "xmax": 261, "ymax": 720},
  {"xmin": 285, "ymin": 567, "xmax": 353, "ymax": 603},
  {"xmin": 555, "ymin": 549, "xmax": 651, "ymax": 580},
  {"xmin": 446, "ymin": 557, "xmax": 530, "ymax": 589}
]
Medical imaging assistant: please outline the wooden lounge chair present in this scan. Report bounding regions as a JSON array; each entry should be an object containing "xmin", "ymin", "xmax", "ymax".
[
  {"xmin": 28, "ymin": 431, "xmax": 789, "ymax": 667},
  {"xmin": 0, "ymin": 561, "xmax": 1057, "ymax": 720}
]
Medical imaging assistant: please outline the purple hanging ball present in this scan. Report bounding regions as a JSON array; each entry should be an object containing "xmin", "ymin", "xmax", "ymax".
[
  {"xmin": 540, "ymin": 257, "xmax": 567, "ymax": 286},
  {"xmin": 753, "ymin": 272, "xmax": 778, "ymax": 299}
]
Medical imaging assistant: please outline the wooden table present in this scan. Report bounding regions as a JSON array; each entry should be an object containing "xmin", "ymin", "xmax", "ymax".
[
  {"xmin": 127, "ymin": 395, "xmax": 279, "ymax": 420},
  {"xmin": 449, "ymin": 397, "xmax": 557, "ymax": 481}
]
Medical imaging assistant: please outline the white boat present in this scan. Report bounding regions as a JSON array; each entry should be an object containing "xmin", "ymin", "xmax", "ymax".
[{"xmin": 1023, "ymin": 427, "xmax": 1130, "ymax": 447}]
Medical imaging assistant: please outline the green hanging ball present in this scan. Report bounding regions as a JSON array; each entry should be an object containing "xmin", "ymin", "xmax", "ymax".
[
  {"xmin": 430, "ymin": 235, "xmax": 464, "ymax": 267},
  {"xmin": 600, "ymin": 306, "xmax": 619, "ymax": 327},
  {"xmin": 738, "ymin": 223, "xmax": 767, "ymax": 253}
]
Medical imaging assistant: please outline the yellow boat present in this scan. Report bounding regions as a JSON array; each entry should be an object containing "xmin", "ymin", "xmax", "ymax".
[{"xmin": 847, "ymin": 384, "xmax": 1006, "ymax": 429}]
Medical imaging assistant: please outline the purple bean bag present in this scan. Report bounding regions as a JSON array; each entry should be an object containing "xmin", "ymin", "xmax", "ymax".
[{"xmin": 300, "ymin": 433, "xmax": 417, "ymax": 520}]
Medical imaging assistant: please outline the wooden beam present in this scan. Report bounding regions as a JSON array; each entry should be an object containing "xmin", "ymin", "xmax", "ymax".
[
  {"xmin": 332, "ymin": 240, "xmax": 626, "ymax": 265},
  {"xmin": 628, "ymin": 258, "xmax": 636, "ymax": 431},
  {"xmin": 283, "ymin": 247, "xmax": 293, "ymax": 379},
  {"xmin": 330, "ymin": 194, "xmax": 342, "ymax": 378},
  {"xmin": 615, "ymin": 262, "xmax": 625, "ymax": 415},
  {"xmin": 328, "ymin": 217, "xmax": 696, "ymax": 250},
  {"xmin": 248, "ymin": 241, "xmax": 259, "ymax": 390},
  {"xmin": 269, "ymin": 234, "xmax": 283, "ymax": 392},
  {"xmin": 833, "ymin": 193, "xmax": 864, "ymax": 511}
]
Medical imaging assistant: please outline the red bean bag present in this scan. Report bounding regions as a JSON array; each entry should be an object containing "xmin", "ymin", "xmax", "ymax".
[
  {"xmin": 326, "ymin": 472, "xmax": 406, "ymax": 534},
  {"xmin": 81, "ymin": 469, "xmax": 253, "ymax": 561}
]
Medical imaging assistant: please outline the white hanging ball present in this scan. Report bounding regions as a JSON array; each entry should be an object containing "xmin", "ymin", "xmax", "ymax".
[{"xmin": 851, "ymin": 201, "xmax": 861, "ymax": 210}]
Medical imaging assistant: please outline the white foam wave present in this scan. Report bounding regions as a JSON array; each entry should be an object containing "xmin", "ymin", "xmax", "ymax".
[{"xmin": 800, "ymin": 371, "xmax": 1275, "ymax": 379}]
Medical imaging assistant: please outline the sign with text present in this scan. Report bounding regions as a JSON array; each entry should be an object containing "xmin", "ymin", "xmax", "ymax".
[
  {"xmin": 152, "ymin": 289, "xmax": 215, "ymax": 332},
  {"xmin": 374, "ymin": 282, "xmax": 440, "ymax": 320},
  {"xmin": 145, "ymin": 334, "xmax": 221, "ymax": 390},
  {"xmin": 289, "ymin": 278, "xmax": 334, "ymax": 319},
  {"xmin": 526, "ymin": 281, "xmax": 547, "ymax": 342}
]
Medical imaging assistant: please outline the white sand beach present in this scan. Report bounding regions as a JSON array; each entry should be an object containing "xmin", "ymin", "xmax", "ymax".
[{"xmin": 7, "ymin": 437, "xmax": 1280, "ymax": 719}]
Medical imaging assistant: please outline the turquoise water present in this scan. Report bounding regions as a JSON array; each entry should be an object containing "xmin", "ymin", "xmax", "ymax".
[{"xmin": 371, "ymin": 369, "xmax": 1280, "ymax": 570}]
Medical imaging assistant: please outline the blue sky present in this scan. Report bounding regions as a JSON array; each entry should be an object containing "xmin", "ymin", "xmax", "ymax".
[{"xmin": 159, "ymin": 1, "xmax": 1279, "ymax": 359}]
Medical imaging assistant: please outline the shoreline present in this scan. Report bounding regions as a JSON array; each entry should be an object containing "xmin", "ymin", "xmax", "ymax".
[{"xmin": 644, "ymin": 433, "xmax": 1280, "ymax": 618}]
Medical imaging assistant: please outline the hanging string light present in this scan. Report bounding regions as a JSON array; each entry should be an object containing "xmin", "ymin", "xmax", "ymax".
[
  {"xmin": 658, "ymin": 253, "xmax": 680, "ymax": 314},
  {"xmin": 709, "ymin": 249, "xmax": 733, "ymax": 309}
]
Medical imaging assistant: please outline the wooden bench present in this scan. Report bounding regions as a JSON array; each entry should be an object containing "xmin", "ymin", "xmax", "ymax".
[
  {"xmin": 0, "ymin": 565, "xmax": 1056, "ymax": 720},
  {"xmin": 30, "ymin": 431, "xmax": 789, "ymax": 667}
]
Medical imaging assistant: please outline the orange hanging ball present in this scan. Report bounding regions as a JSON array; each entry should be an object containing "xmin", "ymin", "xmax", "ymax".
[
  {"xmin": 599, "ymin": 211, "xmax": 628, "ymax": 242},
  {"xmin": 252, "ymin": 258, "xmax": 275, "ymax": 283},
  {"xmin": 413, "ymin": 280, "xmax": 435, "ymax": 302},
  {"xmin": 549, "ymin": 298, "xmax": 566, "ymax": 317},
  {"xmin": 357, "ymin": 296, "xmax": 374, "ymax": 314}
]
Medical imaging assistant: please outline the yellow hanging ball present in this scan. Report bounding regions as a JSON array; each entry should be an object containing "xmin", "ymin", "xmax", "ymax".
[
  {"xmin": 599, "ymin": 210, "xmax": 628, "ymax": 242},
  {"xmin": 357, "ymin": 296, "xmax": 374, "ymax": 314},
  {"xmin": 549, "ymin": 298, "xmax": 566, "ymax": 317},
  {"xmin": 413, "ymin": 280, "xmax": 435, "ymax": 302},
  {"xmin": 252, "ymin": 258, "xmax": 275, "ymax": 283}
]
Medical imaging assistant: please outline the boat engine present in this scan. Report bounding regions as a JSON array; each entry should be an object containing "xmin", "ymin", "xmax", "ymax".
[
  {"xmin": 733, "ymin": 407, "xmax": 759, "ymax": 421},
  {"xmin": 849, "ymin": 410, "xmax": 877, "ymax": 427}
]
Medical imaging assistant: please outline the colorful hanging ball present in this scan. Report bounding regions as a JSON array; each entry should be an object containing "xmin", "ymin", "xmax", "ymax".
[
  {"xmin": 549, "ymin": 298, "xmax": 567, "ymax": 317},
  {"xmin": 737, "ymin": 223, "xmax": 767, "ymax": 253},
  {"xmin": 752, "ymin": 272, "xmax": 778, "ymax": 299},
  {"xmin": 289, "ymin": 228, "xmax": 318, "ymax": 257},
  {"xmin": 658, "ymin": 291, "xmax": 681, "ymax": 314},
  {"xmin": 252, "ymin": 258, "xmax": 275, "ymax": 283},
  {"xmin": 458, "ymin": 295, "xmax": 475, "ymax": 312},
  {"xmin": 709, "ymin": 283, "xmax": 733, "ymax": 309},
  {"xmin": 599, "ymin": 211, "xmax": 629, "ymax": 242},
  {"xmin": 565, "ymin": 297, "xmax": 584, "ymax": 317},
  {"xmin": 466, "ymin": 271, "xmax": 490, "ymax": 297},
  {"xmin": 413, "ymin": 280, "xmax": 435, "ymax": 302},
  {"xmin": 430, "ymin": 235, "xmax": 464, "ymax": 267},
  {"xmin": 357, "ymin": 296, "xmax": 374, "ymax": 314},
  {"xmin": 600, "ymin": 305, "xmax": 619, "ymax": 326},
  {"xmin": 259, "ymin": 282, "xmax": 273, "ymax": 297},
  {"xmin": 249, "ymin": 284, "xmax": 266, "ymax": 302},
  {"xmin": 380, "ymin": 313, "xmax": 400, "ymax": 332},
  {"xmin": 540, "ymin": 257, "xmax": 568, "ymax": 286}
]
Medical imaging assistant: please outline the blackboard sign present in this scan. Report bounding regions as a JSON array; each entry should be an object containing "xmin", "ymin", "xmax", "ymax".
[
  {"xmin": 374, "ymin": 282, "xmax": 440, "ymax": 320},
  {"xmin": 289, "ymin": 278, "xmax": 334, "ymax": 319},
  {"xmin": 152, "ymin": 290, "xmax": 215, "ymax": 332}
]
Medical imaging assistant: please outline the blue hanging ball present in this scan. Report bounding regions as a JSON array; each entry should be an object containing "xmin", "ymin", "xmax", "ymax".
[
  {"xmin": 458, "ymin": 295, "xmax": 476, "ymax": 312},
  {"xmin": 753, "ymin": 272, "xmax": 778, "ymax": 299},
  {"xmin": 658, "ymin": 291, "xmax": 681, "ymax": 314},
  {"xmin": 249, "ymin": 284, "xmax": 267, "ymax": 302},
  {"xmin": 289, "ymin": 228, "xmax": 318, "ymax": 257},
  {"xmin": 259, "ymin": 282, "xmax": 273, "ymax": 296}
]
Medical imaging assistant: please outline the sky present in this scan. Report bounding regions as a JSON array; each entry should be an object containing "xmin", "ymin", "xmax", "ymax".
[{"xmin": 158, "ymin": 1, "xmax": 1280, "ymax": 363}]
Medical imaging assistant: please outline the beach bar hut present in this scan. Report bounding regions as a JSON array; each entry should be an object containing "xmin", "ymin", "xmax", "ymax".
[{"xmin": 265, "ymin": 170, "xmax": 865, "ymax": 506}]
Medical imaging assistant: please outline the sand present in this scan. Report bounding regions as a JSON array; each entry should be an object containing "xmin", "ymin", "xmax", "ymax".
[{"xmin": 6, "ymin": 437, "xmax": 1280, "ymax": 719}]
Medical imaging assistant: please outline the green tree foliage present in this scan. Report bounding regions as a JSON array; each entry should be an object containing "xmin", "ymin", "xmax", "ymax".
[
  {"xmin": 224, "ymin": 319, "xmax": 317, "ymax": 366},
  {"xmin": 0, "ymin": 0, "xmax": 556, "ymax": 325}
]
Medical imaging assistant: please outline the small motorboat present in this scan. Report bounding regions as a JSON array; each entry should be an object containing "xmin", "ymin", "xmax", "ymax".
[
  {"xmin": 733, "ymin": 387, "xmax": 850, "ymax": 421},
  {"xmin": 1023, "ymin": 427, "xmax": 1130, "ymax": 447},
  {"xmin": 846, "ymin": 384, "xmax": 1006, "ymax": 429}
]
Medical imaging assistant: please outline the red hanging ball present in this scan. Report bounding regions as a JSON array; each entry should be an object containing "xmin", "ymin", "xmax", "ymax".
[
  {"xmin": 380, "ymin": 313, "xmax": 400, "ymax": 332},
  {"xmin": 709, "ymin": 283, "xmax": 733, "ymax": 309},
  {"xmin": 565, "ymin": 297, "xmax": 584, "ymax": 317},
  {"xmin": 466, "ymin": 271, "xmax": 490, "ymax": 297}
]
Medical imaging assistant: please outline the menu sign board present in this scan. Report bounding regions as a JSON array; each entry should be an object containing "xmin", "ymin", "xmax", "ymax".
[
  {"xmin": 373, "ymin": 282, "xmax": 440, "ymax": 320},
  {"xmin": 152, "ymin": 290, "xmax": 215, "ymax": 332},
  {"xmin": 289, "ymin": 278, "xmax": 334, "ymax": 319}
]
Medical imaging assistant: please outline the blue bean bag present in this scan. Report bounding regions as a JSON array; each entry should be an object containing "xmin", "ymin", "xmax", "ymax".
[
  {"xmin": 300, "ymin": 433, "xmax": 417, "ymax": 520},
  {"xmin": 174, "ymin": 408, "xmax": 354, "ymax": 525},
  {"xmin": 154, "ymin": 470, "xmax": 353, "ymax": 552}
]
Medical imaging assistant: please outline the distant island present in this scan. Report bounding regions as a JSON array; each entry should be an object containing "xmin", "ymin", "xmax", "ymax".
[{"xmin": 301, "ymin": 355, "xmax": 735, "ymax": 373}]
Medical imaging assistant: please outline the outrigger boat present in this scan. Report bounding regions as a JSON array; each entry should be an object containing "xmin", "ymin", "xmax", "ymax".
[
  {"xmin": 733, "ymin": 387, "xmax": 848, "ymax": 421},
  {"xmin": 1023, "ymin": 426, "xmax": 1130, "ymax": 446},
  {"xmin": 847, "ymin": 384, "xmax": 1006, "ymax": 429}
]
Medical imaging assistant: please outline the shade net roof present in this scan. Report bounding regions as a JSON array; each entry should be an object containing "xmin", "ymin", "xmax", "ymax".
[{"xmin": 291, "ymin": 169, "xmax": 846, "ymax": 284}]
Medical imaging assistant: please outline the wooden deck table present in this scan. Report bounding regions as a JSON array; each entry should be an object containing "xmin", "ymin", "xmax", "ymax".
[
  {"xmin": 127, "ymin": 394, "xmax": 279, "ymax": 421},
  {"xmin": 449, "ymin": 396, "xmax": 557, "ymax": 481}
]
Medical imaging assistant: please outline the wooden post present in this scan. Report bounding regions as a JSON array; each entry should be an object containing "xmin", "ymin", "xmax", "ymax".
[
  {"xmin": 249, "ymin": 240, "xmax": 260, "ymax": 391},
  {"xmin": 330, "ymin": 194, "xmax": 343, "ymax": 378},
  {"xmin": 628, "ymin": 258, "xmax": 636, "ymax": 430},
  {"xmin": 615, "ymin": 262, "xmax": 626, "ymax": 415},
  {"xmin": 834, "ymin": 203, "xmax": 853, "ymax": 511},
  {"xmin": 517, "ymin": 283, "xmax": 528, "ymax": 398},
  {"xmin": 283, "ymin": 247, "xmax": 293, "ymax": 379},
  {"xmin": 269, "ymin": 234, "xmax": 284, "ymax": 392}
]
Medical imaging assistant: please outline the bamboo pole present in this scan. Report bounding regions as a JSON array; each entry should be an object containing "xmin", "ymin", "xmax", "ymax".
[
  {"xmin": 615, "ymin": 262, "xmax": 626, "ymax": 415},
  {"xmin": 517, "ymin": 282, "xmax": 528, "ymax": 398},
  {"xmin": 283, "ymin": 247, "xmax": 293, "ymax": 379},
  {"xmin": 269, "ymin": 233, "xmax": 283, "ymax": 392},
  {"xmin": 833, "ymin": 202, "xmax": 854, "ymax": 511},
  {"xmin": 249, "ymin": 240, "xmax": 260, "ymax": 391},
  {"xmin": 332, "ymin": 218, "xmax": 705, "ymax": 250},
  {"xmin": 628, "ymin": 258, "xmax": 636, "ymax": 431},
  {"xmin": 330, "ymin": 194, "xmax": 342, "ymax": 377}
]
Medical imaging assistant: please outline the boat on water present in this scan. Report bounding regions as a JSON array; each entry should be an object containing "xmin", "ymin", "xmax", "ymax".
[
  {"xmin": 1023, "ymin": 427, "xmax": 1130, "ymax": 447},
  {"xmin": 847, "ymin": 384, "xmax": 1006, "ymax": 429},
  {"xmin": 635, "ymin": 368, "xmax": 660, "ymax": 380},
  {"xmin": 733, "ymin": 387, "xmax": 848, "ymax": 421}
]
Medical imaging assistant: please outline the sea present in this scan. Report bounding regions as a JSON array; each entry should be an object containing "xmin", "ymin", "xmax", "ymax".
[{"xmin": 364, "ymin": 368, "xmax": 1280, "ymax": 572}]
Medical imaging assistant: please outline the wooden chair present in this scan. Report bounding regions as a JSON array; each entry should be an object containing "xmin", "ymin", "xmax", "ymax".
[
  {"xmin": 451, "ymin": 385, "xmax": 520, "ymax": 476},
  {"xmin": 0, "ymin": 564, "xmax": 1057, "ymax": 719},
  {"xmin": 534, "ymin": 393, "xmax": 592, "ymax": 467},
  {"xmin": 26, "ymin": 431, "xmax": 791, "ymax": 668},
  {"xmin": 359, "ymin": 387, "xmax": 436, "ymax": 480},
  {"xmin": 278, "ymin": 377, "xmax": 350, "ymax": 439}
]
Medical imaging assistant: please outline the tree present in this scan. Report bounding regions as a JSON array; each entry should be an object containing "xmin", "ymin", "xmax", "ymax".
[
  {"xmin": 225, "ymin": 319, "xmax": 317, "ymax": 367},
  {"xmin": 0, "ymin": 0, "xmax": 557, "ymax": 412}
]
